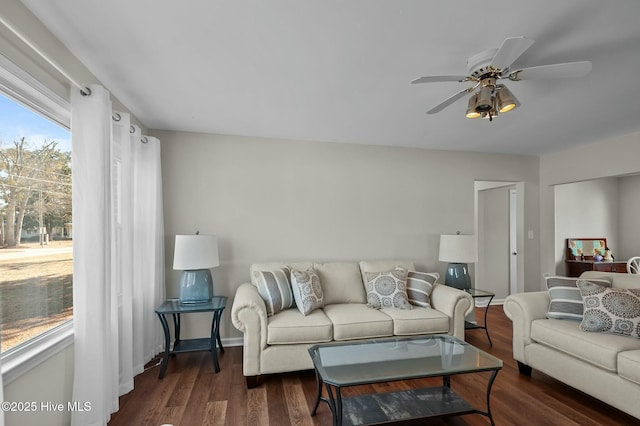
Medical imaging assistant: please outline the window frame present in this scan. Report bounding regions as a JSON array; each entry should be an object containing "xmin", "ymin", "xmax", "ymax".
[{"xmin": 0, "ymin": 52, "xmax": 73, "ymax": 384}]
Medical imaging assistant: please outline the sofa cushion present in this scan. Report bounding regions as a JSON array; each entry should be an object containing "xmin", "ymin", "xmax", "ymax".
[
  {"xmin": 406, "ymin": 271, "xmax": 439, "ymax": 308},
  {"xmin": 323, "ymin": 304, "xmax": 393, "ymax": 340},
  {"xmin": 313, "ymin": 262, "xmax": 366, "ymax": 305},
  {"xmin": 618, "ymin": 350, "xmax": 640, "ymax": 385},
  {"xmin": 254, "ymin": 268, "xmax": 295, "ymax": 316},
  {"xmin": 364, "ymin": 267, "xmax": 412, "ymax": 310},
  {"xmin": 545, "ymin": 275, "xmax": 612, "ymax": 320},
  {"xmin": 381, "ymin": 307, "xmax": 449, "ymax": 335},
  {"xmin": 530, "ymin": 318, "xmax": 640, "ymax": 372},
  {"xmin": 267, "ymin": 308, "xmax": 332, "ymax": 344},
  {"xmin": 290, "ymin": 267, "xmax": 324, "ymax": 315},
  {"xmin": 577, "ymin": 280, "xmax": 640, "ymax": 338}
]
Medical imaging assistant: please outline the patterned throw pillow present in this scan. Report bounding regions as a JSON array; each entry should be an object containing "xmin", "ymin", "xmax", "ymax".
[
  {"xmin": 290, "ymin": 268, "xmax": 324, "ymax": 316},
  {"xmin": 577, "ymin": 280, "xmax": 640, "ymax": 338},
  {"xmin": 364, "ymin": 267, "xmax": 412, "ymax": 310},
  {"xmin": 253, "ymin": 268, "xmax": 294, "ymax": 316},
  {"xmin": 406, "ymin": 271, "xmax": 439, "ymax": 308},
  {"xmin": 545, "ymin": 275, "xmax": 611, "ymax": 320}
]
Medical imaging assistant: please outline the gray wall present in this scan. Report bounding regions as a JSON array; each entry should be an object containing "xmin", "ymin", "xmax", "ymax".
[
  {"xmin": 154, "ymin": 130, "xmax": 540, "ymax": 340},
  {"xmin": 554, "ymin": 178, "xmax": 619, "ymax": 274},
  {"xmin": 619, "ymin": 174, "xmax": 640, "ymax": 259},
  {"xmin": 553, "ymin": 175, "xmax": 640, "ymax": 275},
  {"xmin": 539, "ymin": 129, "xmax": 640, "ymax": 286}
]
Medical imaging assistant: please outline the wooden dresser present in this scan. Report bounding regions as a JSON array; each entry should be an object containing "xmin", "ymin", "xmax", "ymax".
[
  {"xmin": 565, "ymin": 237, "xmax": 627, "ymax": 277},
  {"xmin": 565, "ymin": 260, "xmax": 628, "ymax": 277}
]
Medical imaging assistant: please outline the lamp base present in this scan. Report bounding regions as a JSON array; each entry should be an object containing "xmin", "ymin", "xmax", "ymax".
[
  {"xmin": 444, "ymin": 263, "xmax": 472, "ymax": 290},
  {"xmin": 179, "ymin": 269, "xmax": 213, "ymax": 304}
]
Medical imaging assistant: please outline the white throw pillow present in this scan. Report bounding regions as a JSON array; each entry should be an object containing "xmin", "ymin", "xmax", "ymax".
[
  {"xmin": 290, "ymin": 267, "xmax": 324, "ymax": 316},
  {"xmin": 577, "ymin": 280, "xmax": 640, "ymax": 338},
  {"xmin": 364, "ymin": 267, "xmax": 412, "ymax": 310}
]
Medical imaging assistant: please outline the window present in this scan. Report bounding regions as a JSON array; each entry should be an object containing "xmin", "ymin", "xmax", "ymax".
[{"xmin": 0, "ymin": 54, "xmax": 72, "ymax": 379}]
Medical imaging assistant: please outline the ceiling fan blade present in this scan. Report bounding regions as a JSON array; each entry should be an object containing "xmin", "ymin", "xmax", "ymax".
[
  {"xmin": 508, "ymin": 61, "xmax": 592, "ymax": 81},
  {"xmin": 426, "ymin": 88, "xmax": 470, "ymax": 114},
  {"xmin": 490, "ymin": 36, "xmax": 535, "ymax": 70},
  {"xmin": 411, "ymin": 75, "xmax": 467, "ymax": 84}
]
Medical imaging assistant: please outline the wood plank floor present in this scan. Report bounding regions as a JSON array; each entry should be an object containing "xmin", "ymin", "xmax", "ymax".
[{"xmin": 108, "ymin": 307, "xmax": 640, "ymax": 426}]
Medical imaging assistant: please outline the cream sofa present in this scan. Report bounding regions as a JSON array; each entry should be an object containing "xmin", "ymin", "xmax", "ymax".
[
  {"xmin": 231, "ymin": 260, "xmax": 473, "ymax": 387},
  {"xmin": 503, "ymin": 271, "xmax": 640, "ymax": 419}
]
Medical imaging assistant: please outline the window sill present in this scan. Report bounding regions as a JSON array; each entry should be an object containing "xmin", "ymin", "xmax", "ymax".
[{"xmin": 1, "ymin": 321, "xmax": 74, "ymax": 385}]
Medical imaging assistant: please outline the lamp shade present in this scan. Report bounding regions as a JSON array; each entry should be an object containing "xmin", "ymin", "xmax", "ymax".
[
  {"xmin": 438, "ymin": 234, "xmax": 478, "ymax": 264},
  {"xmin": 173, "ymin": 234, "xmax": 219, "ymax": 270}
]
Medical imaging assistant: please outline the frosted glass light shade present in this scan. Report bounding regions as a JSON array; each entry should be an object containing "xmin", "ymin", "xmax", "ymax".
[
  {"xmin": 438, "ymin": 234, "xmax": 478, "ymax": 264},
  {"xmin": 173, "ymin": 234, "xmax": 220, "ymax": 270}
]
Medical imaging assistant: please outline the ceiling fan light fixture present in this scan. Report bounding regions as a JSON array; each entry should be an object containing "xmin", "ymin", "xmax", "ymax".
[
  {"xmin": 465, "ymin": 94, "xmax": 481, "ymax": 119},
  {"xmin": 496, "ymin": 86, "xmax": 517, "ymax": 113},
  {"xmin": 475, "ymin": 86, "xmax": 493, "ymax": 112}
]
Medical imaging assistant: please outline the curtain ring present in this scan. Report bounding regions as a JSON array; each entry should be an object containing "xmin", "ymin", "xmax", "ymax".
[
  {"xmin": 129, "ymin": 125, "xmax": 135, "ymax": 134},
  {"xmin": 141, "ymin": 136, "xmax": 148, "ymax": 144},
  {"xmin": 112, "ymin": 112, "xmax": 122, "ymax": 122},
  {"xmin": 80, "ymin": 87, "xmax": 92, "ymax": 96}
]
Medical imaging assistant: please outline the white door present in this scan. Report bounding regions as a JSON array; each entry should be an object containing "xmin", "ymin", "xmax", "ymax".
[{"xmin": 509, "ymin": 189, "xmax": 518, "ymax": 295}]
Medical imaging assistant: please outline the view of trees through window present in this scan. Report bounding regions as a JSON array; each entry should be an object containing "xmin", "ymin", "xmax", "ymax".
[{"xmin": 0, "ymin": 93, "xmax": 72, "ymax": 353}]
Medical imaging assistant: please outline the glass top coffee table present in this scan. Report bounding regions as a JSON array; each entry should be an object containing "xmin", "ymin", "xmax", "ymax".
[{"xmin": 308, "ymin": 334, "xmax": 502, "ymax": 425}]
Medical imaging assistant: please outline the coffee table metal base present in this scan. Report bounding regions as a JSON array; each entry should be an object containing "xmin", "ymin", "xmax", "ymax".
[{"xmin": 312, "ymin": 370, "xmax": 499, "ymax": 426}]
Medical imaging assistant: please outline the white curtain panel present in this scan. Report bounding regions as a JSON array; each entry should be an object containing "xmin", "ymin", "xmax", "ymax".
[
  {"xmin": 71, "ymin": 85, "xmax": 165, "ymax": 425},
  {"xmin": 131, "ymin": 130, "xmax": 165, "ymax": 365}
]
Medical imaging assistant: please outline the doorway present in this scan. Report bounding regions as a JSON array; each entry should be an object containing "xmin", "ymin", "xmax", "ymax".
[{"xmin": 475, "ymin": 181, "xmax": 522, "ymax": 302}]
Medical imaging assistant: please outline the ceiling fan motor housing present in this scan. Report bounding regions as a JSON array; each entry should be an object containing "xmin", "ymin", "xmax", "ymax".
[{"xmin": 466, "ymin": 48, "xmax": 500, "ymax": 77}]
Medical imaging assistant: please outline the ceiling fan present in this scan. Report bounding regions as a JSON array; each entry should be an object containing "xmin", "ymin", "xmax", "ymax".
[{"xmin": 411, "ymin": 36, "xmax": 592, "ymax": 121}]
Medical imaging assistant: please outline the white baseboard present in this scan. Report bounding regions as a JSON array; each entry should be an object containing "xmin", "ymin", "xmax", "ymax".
[{"xmin": 222, "ymin": 336, "xmax": 244, "ymax": 347}]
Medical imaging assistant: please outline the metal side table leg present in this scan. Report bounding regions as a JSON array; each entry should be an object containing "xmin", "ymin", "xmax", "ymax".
[
  {"xmin": 157, "ymin": 313, "xmax": 171, "ymax": 379},
  {"xmin": 484, "ymin": 295, "xmax": 494, "ymax": 346}
]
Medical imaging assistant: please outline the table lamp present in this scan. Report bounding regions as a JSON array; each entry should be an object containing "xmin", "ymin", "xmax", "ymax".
[
  {"xmin": 173, "ymin": 233, "xmax": 219, "ymax": 304},
  {"xmin": 438, "ymin": 232, "xmax": 478, "ymax": 289}
]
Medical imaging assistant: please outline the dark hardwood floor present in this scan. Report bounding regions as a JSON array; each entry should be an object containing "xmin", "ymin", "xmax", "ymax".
[{"xmin": 108, "ymin": 306, "xmax": 640, "ymax": 426}]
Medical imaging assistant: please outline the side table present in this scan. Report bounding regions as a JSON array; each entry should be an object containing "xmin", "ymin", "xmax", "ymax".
[
  {"xmin": 463, "ymin": 288, "xmax": 494, "ymax": 346},
  {"xmin": 155, "ymin": 296, "xmax": 227, "ymax": 379}
]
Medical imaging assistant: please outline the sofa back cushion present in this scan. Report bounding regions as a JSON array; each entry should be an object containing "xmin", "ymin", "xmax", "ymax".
[
  {"xmin": 313, "ymin": 262, "xmax": 366, "ymax": 305},
  {"xmin": 581, "ymin": 271, "xmax": 640, "ymax": 290}
]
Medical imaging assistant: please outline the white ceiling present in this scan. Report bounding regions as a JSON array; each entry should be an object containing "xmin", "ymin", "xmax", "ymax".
[{"xmin": 22, "ymin": 0, "xmax": 640, "ymax": 156}]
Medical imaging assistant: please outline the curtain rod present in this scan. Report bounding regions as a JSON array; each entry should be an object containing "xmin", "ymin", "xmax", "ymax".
[{"xmin": 0, "ymin": 14, "xmax": 91, "ymax": 96}]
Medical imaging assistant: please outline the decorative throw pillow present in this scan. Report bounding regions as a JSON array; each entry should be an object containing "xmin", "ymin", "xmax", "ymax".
[
  {"xmin": 406, "ymin": 271, "xmax": 439, "ymax": 308},
  {"xmin": 290, "ymin": 267, "xmax": 324, "ymax": 316},
  {"xmin": 364, "ymin": 267, "xmax": 412, "ymax": 310},
  {"xmin": 577, "ymin": 280, "xmax": 640, "ymax": 338},
  {"xmin": 253, "ymin": 268, "xmax": 294, "ymax": 316},
  {"xmin": 544, "ymin": 275, "xmax": 611, "ymax": 320}
]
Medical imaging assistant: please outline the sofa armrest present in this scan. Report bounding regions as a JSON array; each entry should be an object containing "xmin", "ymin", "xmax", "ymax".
[
  {"xmin": 231, "ymin": 283, "xmax": 269, "ymax": 376},
  {"xmin": 430, "ymin": 284, "xmax": 473, "ymax": 341},
  {"xmin": 503, "ymin": 291, "xmax": 550, "ymax": 362}
]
